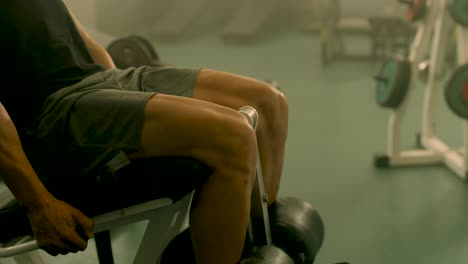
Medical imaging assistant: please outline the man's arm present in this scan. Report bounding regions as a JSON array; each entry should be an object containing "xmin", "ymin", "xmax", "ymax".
[
  {"xmin": 0, "ymin": 102, "xmax": 94, "ymax": 255},
  {"xmin": 0, "ymin": 103, "xmax": 51, "ymax": 210},
  {"xmin": 65, "ymin": 6, "xmax": 116, "ymax": 70}
]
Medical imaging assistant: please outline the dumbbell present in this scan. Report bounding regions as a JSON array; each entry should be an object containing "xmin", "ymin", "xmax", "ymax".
[
  {"xmin": 241, "ymin": 197, "xmax": 324, "ymax": 264},
  {"xmin": 107, "ymin": 35, "xmax": 163, "ymax": 69},
  {"xmin": 240, "ymin": 246, "xmax": 295, "ymax": 264},
  {"xmin": 160, "ymin": 107, "xmax": 324, "ymax": 264},
  {"xmin": 159, "ymin": 233, "xmax": 296, "ymax": 264}
]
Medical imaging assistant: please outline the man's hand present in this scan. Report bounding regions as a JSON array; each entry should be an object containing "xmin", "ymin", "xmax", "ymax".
[
  {"xmin": 0, "ymin": 103, "xmax": 94, "ymax": 256},
  {"xmin": 26, "ymin": 197, "xmax": 95, "ymax": 256}
]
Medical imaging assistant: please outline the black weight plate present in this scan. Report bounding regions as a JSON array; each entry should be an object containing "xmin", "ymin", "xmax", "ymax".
[
  {"xmin": 127, "ymin": 35, "xmax": 160, "ymax": 63},
  {"xmin": 375, "ymin": 59, "xmax": 411, "ymax": 108},
  {"xmin": 269, "ymin": 197, "xmax": 325, "ymax": 264},
  {"xmin": 107, "ymin": 36, "xmax": 156, "ymax": 69},
  {"xmin": 241, "ymin": 246, "xmax": 295, "ymax": 264},
  {"xmin": 159, "ymin": 227, "xmax": 254, "ymax": 263},
  {"xmin": 445, "ymin": 64, "xmax": 468, "ymax": 119},
  {"xmin": 450, "ymin": 0, "xmax": 468, "ymax": 27},
  {"xmin": 159, "ymin": 228, "xmax": 195, "ymax": 263}
]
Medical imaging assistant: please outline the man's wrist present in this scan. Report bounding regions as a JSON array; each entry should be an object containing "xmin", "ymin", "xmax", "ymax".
[{"xmin": 21, "ymin": 190, "xmax": 54, "ymax": 212}]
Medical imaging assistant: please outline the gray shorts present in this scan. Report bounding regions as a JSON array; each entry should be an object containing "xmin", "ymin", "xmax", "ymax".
[{"xmin": 27, "ymin": 66, "xmax": 200, "ymax": 184}]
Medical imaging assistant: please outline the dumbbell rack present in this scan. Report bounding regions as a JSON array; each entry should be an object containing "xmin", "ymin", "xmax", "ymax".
[{"xmin": 376, "ymin": 0, "xmax": 467, "ymax": 179}]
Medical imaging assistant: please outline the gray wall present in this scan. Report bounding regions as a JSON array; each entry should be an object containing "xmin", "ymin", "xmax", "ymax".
[
  {"xmin": 94, "ymin": 0, "xmax": 240, "ymax": 36},
  {"xmin": 63, "ymin": 0, "xmax": 407, "ymax": 36},
  {"xmin": 64, "ymin": 0, "xmax": 97, "ymax": 28}
]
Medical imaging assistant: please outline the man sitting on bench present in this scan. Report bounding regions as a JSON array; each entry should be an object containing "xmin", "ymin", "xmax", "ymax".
[{"xmin": 0, "ymin": 0, "xmax": 288, "ymax": 263}]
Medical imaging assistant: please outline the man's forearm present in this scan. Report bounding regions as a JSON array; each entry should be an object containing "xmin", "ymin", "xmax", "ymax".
[{"xmin": 0, "ymin": 104, "xmax": 52, "ymax": 210}]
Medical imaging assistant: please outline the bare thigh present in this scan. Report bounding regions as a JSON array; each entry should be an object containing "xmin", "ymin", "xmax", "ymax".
[
  {"xmin": 128, "ymin": 93, "xmax": 257, "ymax": 174},
  {"xmin": 192, "ymin": 69, "xmax": 286, "ymax": 111}
]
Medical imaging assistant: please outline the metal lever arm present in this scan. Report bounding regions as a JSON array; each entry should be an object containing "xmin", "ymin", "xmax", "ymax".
[{"xmin": 238, "ymin": 106, "xmax": 272, "ymax": 247}]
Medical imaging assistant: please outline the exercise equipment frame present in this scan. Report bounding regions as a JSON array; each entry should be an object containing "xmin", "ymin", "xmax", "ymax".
[{"xmin": 376, "ymin": 0, "xmax": 467, "ymax": 179}]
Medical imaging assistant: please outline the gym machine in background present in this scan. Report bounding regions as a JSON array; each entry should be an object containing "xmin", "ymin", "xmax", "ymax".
[
  {"xmin": 373, "ymin": 0, "xmax": 468, "ymax": 180},
  {"xmin": 320, "ymin": 0, "xmax": 414, "ymax": 67}
]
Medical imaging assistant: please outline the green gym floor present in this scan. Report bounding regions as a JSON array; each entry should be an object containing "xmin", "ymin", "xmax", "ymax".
[{"xmin": 5, "ymin": 31, "xmax": 468, "ymax": 264}]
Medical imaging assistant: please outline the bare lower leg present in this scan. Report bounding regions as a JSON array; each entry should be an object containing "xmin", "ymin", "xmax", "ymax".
[
  {"xmin": 190, "ymin": 168, "xmax": 252, "ymax": 264},
  {"xmin": 256, "ymin": 115, "xmax": 288, "ymax": 205}
]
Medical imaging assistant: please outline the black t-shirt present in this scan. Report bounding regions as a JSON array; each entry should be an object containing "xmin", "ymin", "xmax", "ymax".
[{"xmin": 0, "ymin": 0, "xmax": 104, "ymax": 134}]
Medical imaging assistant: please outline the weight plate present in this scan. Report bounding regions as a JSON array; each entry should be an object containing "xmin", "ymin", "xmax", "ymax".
[
  {"xmin": 159, "ymin": 228, "xmax": 195, "ymax": 263},
  {"xmin": 406, "ymin": 0, "xmax": 427, "ymax": 22},
  {"xmin": 107, "ymin": 35, "xmax": 159, "ymax": 69},
  {"xmin": 160, "ymin": 227, "xmax": 254, "ymax": 263},
  {"xmin": 241, "ymin": 246, "xmax": 295, "ymax": 264},
  {"xmin": 375, "ymin": 59, "xmax": 412, "ymax": 108},
  {"xmin": 161, "ymin": 198, "xmax": 325, "ymax": 264},
  {"xmin": 128, "ymin": 35, "xmax": 161, "ymax": 62},
  {"xmin": 269, "ymin": 197, "xmax": 325, "ymax": 264},
  {"xmin": 445, "ymin": 64, "xmax": 468, "ymax": 119},
  {"xmin": 450, "ymin": 0, "xmax": 468, "ymax": 27}
]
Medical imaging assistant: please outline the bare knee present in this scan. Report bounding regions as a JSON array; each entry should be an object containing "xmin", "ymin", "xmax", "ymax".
[
  {"xmin": 243, "ymin": 80, "xmax": 288, "ymax": 117},
  {"xmin": 211, "ymin": 113, "xmax": 258, "ymax": 188},
  {"xmin": 194, "ymin": 70, "xmax": 288, "ymax": 119},
  {"xmin": 265, "ymin": 84, "xmax": 288, "ymax": 117},
  {"xmin": 251, "ymin": 82, "xmax": 289, "ymax": 136}
]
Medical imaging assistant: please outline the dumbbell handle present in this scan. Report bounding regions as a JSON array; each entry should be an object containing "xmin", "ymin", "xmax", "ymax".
[{"xmin": 238, "ymin": 106, "xmax": 273, "ymax": 247}]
